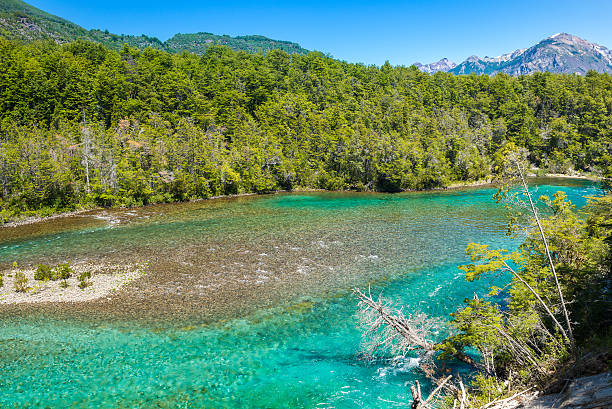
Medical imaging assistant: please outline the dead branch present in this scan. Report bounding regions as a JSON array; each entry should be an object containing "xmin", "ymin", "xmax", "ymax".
[
  {"xmin": 354, "ymin": 287, "xmax": 479, "ymax": 368},
  {"xmin": 515, "ymin": 160, "xmax": 574, "ymax": 346},
  {"xmin": 424, "ymin": 375, "xmax": 453, "ymax": 405},
  {"xmin": 500, "ymin": 259, "xmax": 570, "ymax": 343},
  {"xmin": 409, "ymin": 375, "xmax": 453, "ymax": 409},
  {"xmin": 354, "ymin": 287, "xmax": 441, "ymax": 356},
  {"xmin": 476, "ymin": 387, "xmax": 533, "ymax": 409},
  {"xmin": 410, "ymin": 381, "xmax": 422, "ymax": 409},
  {"xmin": 479, "ymin": 322, "xmax": 546, "ymax": 375},
  {"xmin": 459, "ymin": 378, "xmax": 467, "ymax": 409}
]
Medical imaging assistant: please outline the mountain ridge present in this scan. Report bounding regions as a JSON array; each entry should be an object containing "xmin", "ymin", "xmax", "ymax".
[
  {"xmin": 0, "ymin": 0, "xmax": 309, "ymax": 55},
  {"xmin": 2, "ymin": 1, "xmax": 612, "ymax": 75},
  {"xmin": 416, "ymin": 33, "xmax": 612, "ymax": 76}
]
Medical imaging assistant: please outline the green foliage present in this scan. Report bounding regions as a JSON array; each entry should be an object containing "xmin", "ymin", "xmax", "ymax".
[
  {"xmin": 78, "ymin": 271, "xmax": 92, "ymax": 289},
  {"xmin": 34, "ymin": 263, "xmax": 74, "ymax": 281},
  {"xmin": 439, "ymin": 191, "xmax": 611, "ymax": 402},
  {"xmin": 164, "ymin": 33, "xmax": 308, "ymax": 55},
  {"xmin": 34, "ymin": 264, "xmax": 53, "ymax": 280},
  {"xmin": 53, "ymin": 263, "xmax": 73, "ymax": 280},
  {"xmin": 0, "ymin": 0, "xmax": 90, "ymax": 43},
  {"xmin": 0, "ymin": 38, "xmax": 611, "ymax": 221},
  {"xmin": 13, "ymin": 271, "xmax": 28, "ymax": 292},
  {"xmin": 0, "ymin": 1, "xmax": 308, "ymax": 55}
]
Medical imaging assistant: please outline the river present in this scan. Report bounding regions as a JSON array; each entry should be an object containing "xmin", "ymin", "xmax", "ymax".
[{"xmin": 0, "ymin": 178, "xmax": 600, "ymax": 408}]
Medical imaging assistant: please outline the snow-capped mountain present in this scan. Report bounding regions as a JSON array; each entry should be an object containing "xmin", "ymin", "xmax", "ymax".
[
  {"xmin": 413, "ymin": 58, "xmax": 457, "ymax": 74},
  {"xmin": 416, "ymin": 33, "xmax": 612, "ymax": 76}
]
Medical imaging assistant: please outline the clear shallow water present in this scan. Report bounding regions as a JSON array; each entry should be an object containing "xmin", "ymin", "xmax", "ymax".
[{"xmin": 0, "ymin": 179, "xmax": 601, "ymax": 408}]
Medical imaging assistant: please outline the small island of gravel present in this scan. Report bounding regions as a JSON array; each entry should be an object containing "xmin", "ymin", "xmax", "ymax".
[{"xmin": 0, "ymin": 262, "xmax": 146, "ymax": 304}]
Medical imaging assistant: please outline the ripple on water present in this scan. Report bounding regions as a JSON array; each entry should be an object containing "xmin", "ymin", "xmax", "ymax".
[{"xmin": 0, "ymin": 180, "xmax": 602, "ymax": 408}]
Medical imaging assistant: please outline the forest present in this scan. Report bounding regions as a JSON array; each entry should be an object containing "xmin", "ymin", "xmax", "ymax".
[{"xmin": 0, "ymin": 37, "xmax": 611, "ymax": 221}]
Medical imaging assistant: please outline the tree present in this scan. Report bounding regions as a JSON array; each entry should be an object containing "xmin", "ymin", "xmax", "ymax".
[{"xmin": 354, "ymin": 162, "xmax": 611, "ymax": 407}]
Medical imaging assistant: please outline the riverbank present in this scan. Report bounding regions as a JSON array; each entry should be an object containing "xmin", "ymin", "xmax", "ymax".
[
  {"xmin": 0, "ymin": 182, "xmax": 605, "ymax": 408},
  {"xmin": 446, "ymin": 178, "xmax": 494, "ymax": 189},
  {"xmin": 1, "ymin": 207, "xmax": 98, "ymax": 228},
  {"xmin": 515, "ymin": 372, "xmax": 612, "ymax": 409},
  {"xmin": 541, "ymin": 172, "xmax": 601, "ymax": 181},
  {"xmin": 0, "ymin": 262, "xmax": 146, "ymax": 304},
  {"xmin": 3, "ymin": 174, "xmax": 599, "ymax": 229}
]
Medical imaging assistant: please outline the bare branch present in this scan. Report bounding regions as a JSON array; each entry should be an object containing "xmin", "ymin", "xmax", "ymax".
[
  {"xmin": 500, "ymin": 259, "xmax": 570, "ymax": 343},
  {"xmin": 354, "ymin": 287, "xmax": 443, "ymax": 359},
  {"xmin": 424, "ymin": 375, "xmax": 453, "ymax": 405},
  {"xmin": 514, "ymin": 160, "xmax": 574, "ymax": 346},
  {"xmin": 476, "ymin": 388, "xmax": 533, "ymax": 409}
]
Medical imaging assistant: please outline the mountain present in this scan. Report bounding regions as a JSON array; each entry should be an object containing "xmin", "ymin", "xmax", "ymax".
[
  {"xmin": 3, "ymin": 1, "xmax": 611, "ymax": 75},
  {"xmin": 0, "ymin": 0, "xmax": 309, "ymax": 55},
  {"xmin": 413, "ymin": 58, "xmax": 457, "ymax": 74},
  {"xmin": 418, "ymin": 33, "xmax": 612, "ymax": 76},
  {"xmin": 164, "ymin": 33, "xmax": 308, "ymax": 55},
  {"xmin": 0, "ymin": 0, "xmax": 88, "ymax": 42}
]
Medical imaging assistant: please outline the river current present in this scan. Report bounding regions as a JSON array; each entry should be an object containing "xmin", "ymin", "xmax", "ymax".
[{"xmin": 0, "ymin": 178, "xmax": 600, "ymax": 408}]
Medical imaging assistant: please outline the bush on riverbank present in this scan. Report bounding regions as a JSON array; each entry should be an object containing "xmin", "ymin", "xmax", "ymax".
[
  {"xmin": 78, "ymin": 271, "xmax": 92, "ymax": 289},
  {"xmin": 34, "ymin": 264, "xmax": 53, "ymax": 280},
  {"xmin": 1, "ymin": 262, "xmax": 147, "ymax": 303},
  {"xmin": 13, "ymin": 271, "xmax": 28, "ymax": 292},
  {"xmin": 34, "ymin": 263, "xmax": 74, "ymax": 282}
]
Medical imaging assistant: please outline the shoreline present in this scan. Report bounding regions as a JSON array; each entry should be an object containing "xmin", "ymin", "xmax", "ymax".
[
  {"xmin": 0, "ymin": 173, "xmax": 600, "ymax": 228},
  {"xmin": 1, "ymin": 207, "xmax": 98, "ymax": 228},
  {"xmin": 540, "ymin": 172, "xmax": 600, "ymax": 181}
]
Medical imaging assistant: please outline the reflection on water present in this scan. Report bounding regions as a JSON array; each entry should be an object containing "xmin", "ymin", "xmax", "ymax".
[{"xmin": 0, "ymin": 178, "xmax": 600, "ymax": 408}]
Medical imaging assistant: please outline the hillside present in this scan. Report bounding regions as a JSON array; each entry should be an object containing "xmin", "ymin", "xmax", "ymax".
[
  {"xmin": 1, "ymin": 36, "xmax": 611, "ymax": 220},
  {"xmin": 165, "ymin": 33, "xmax": 307, "ymax": 55},
  {"xmin": 0, "ymin": 0, "xmax": 87, "ymax": 42},
  {"xmin": 0, "ymin": 0, "xmax": 309, "ymax": 54}
]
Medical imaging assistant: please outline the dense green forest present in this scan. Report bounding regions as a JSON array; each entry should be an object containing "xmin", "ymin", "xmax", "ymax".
[{"xmin": 0, "ymin": 37, "xmax": 611, "ymax": 221}]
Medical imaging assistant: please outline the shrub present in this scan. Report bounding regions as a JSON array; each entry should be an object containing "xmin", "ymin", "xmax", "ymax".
[
  {"xmin": 53, "ymin": 264, "xmax": 73, "ymax": 280},
  {"xmin": 0, "ymin": 272, "xmax": 3, "ymax": 288},
  {"xmin": 14, "ymin": 272, "xmax": 28, "ymax": 292},
  {"xmin": 59, "ymin": 280, "xmax": 69, "ymax": 288},
  {"xmin": 34, "ymin": 264, "xmax": 54, "ymax": 281},
  {"xmin": 78, "ymin": 271, "xmax": 92, "ymax": 289}
]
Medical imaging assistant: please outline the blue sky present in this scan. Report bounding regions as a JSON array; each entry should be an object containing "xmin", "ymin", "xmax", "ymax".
[{"xmin": 28, "ymin": 0, "xmax": 612, "ymax": 66}]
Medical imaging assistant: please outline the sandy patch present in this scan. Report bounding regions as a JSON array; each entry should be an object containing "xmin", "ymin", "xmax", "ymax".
[
  {"xmin": 0, "ymin": 263, "xmax": 146, "ymax": 304},
  {"xmin": 542, "ymin": 172, "xmax": 600, "ymax": 181}
]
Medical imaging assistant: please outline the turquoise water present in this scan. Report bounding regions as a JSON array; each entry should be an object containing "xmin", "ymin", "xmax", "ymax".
[{"xmin": 0, "ymin": 179, "xmax": 600, "ymax": 408}]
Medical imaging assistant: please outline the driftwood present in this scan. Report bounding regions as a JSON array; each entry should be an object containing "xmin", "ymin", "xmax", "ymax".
[
  {"xmin": 354, "ymin": 287, "xmax": 441, "ymax": 356},
  {"xmin": 410, "ymin": 375, "xmax": 453, "ymax": 409},
  {"xmin": 477, "ymin": 388, "xmax": 533, "ymax": 409},
  {"xmin": 354, "ymin": 287, "xmax": 477, "ymax": 368}
]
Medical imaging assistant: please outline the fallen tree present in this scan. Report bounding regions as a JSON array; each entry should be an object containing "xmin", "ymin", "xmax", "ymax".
[{"xmin": 354, "ymin": 152, "xmax": 611, "ymax": 407}]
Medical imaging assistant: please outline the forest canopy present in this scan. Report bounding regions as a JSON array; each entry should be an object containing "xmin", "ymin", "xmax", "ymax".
[{"xmin": 0, "ymin": 37, "xmax": 611, "ymax": 220}]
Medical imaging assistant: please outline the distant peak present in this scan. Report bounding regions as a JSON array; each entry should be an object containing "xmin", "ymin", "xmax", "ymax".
[
  {"xmin": 548, "ymin": 33, "xmax": 581, "ymax": 42},
  {"xmin": 449, "ymin": 32, "xmax": 612, "ymax": 76},
  {"xmin": 413, "ymin": 58, "xmax": 456, "ymax": 73}
]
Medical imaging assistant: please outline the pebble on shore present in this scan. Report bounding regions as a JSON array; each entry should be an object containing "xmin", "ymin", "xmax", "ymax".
[{"xmin": 0, "ymin": 262, "xmax": 146, "ymax": 304}]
